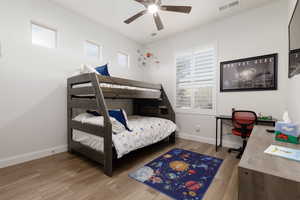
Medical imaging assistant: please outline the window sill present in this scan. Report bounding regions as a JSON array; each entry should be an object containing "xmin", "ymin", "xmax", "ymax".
[{"xmin": 175, "ymin": 109, "xmax": 216, "ymax": 116}]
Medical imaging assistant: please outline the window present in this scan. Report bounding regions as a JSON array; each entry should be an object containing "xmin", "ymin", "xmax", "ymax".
[
  {"xmin": 85, "ymin": 41, "xmax": 101, "ymax": 60},
  {"xmin": 117, "ymin": 52, "xmax": 129, "ymax": 68},
  {"xmin": 176, "ymin": 47, "xmax": 216, "ymax": 113},
  {"xmin": 31, "ymin": 22, "xmax": 57, "ymax": 48}
]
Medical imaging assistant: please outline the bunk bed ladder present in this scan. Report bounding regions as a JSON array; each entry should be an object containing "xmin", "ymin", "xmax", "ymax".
[
  {"xmin": 67, "ymin": 73, "xmax": 113, "ymax": 177},
  {"xmin": 90, "ymin": 74, "xmax": 113, "ymax": 177}
]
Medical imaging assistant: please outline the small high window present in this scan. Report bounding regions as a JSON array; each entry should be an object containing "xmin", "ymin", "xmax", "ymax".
[
  {"xmin": 31, "ymin": 22, "xmax": 57, "ymax": 48},
  {"xmin": 85, "ymin": 41, "xmax": 101, "ymax": 60},
  {"xmin": 117, "ymin": 52, "xmax": 129, "ymax": 68}
]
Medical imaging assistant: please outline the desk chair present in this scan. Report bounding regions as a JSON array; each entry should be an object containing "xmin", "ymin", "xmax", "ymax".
[{"xmin": 228, "ymin": 111, "xmax": 257, "ymax": 159}]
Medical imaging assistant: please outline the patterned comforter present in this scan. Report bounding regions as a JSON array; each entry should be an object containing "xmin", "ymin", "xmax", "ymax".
[{"xmin": 72, "ymin": 115, "xmax": 177, "ymax": 158}]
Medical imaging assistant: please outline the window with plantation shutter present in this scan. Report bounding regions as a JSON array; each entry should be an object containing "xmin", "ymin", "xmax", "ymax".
[{"xmin": 176, "ymin": 48, "xmax": 216, "ymax": 113}]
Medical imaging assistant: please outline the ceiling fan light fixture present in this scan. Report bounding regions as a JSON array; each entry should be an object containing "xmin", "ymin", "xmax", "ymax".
[
  {"xmin": 148, "ymin": 4, "xmax": 159, "ymax": 14},
  {"xmin": 125, "ymin": 1, "xmax": 192, "ymax": 31}
]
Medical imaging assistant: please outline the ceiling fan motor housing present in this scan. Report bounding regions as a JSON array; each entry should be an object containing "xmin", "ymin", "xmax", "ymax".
[{"xmin": 124, "ymin": 0, "xmax": 192, "ymax": 31}]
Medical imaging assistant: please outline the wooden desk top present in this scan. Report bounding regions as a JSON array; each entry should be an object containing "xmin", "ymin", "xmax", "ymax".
[
  {"xmin": 216, "ymin": 115, "xmax": 277, "ymax": 124},
  {"xmin": 239, "ymin": 125, "xmax": 300, "ymax": 183}
]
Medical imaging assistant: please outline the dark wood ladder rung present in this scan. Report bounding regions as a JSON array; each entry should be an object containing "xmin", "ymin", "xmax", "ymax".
[
  {"xmin": 68, "ymin": 73, "xmax": 92, "ymax": 85},
  {"xmin": 70, "ymin": 87, "xmax": 95, "ymax": 95},
  {"xmin": 69, "ymin": 99, "xmax": 98, "ymax": 109},
  {"xmin": 71, "ymin": 120, "xmax": 105, "ymax": 137}
]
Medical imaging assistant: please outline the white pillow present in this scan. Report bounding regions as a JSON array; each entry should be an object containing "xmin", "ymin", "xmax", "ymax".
[
  {"xmin": 110, "ymin": 117, "xmax": 127, "ymax": 134},
  {"xmin": 109, "ymin": 109, "xmax": 133, "ymax": 131},
  {"xmin": 121, "ymin": 109, "xmax": 133, "ymax": 131},
  {"xmin": 73, "ymin": 113, "xmax": 94, "ymax": 123},
  {"xmin": 71, "ymin": 70, "xmax": 81, "ymax": 77},
  {"xmin": 86, "ymin": 116, "xmax": 126, "ymax": 134},
  {"xmin": 80, "ymin": 64, "xmax": 99, "ymax": 74}
]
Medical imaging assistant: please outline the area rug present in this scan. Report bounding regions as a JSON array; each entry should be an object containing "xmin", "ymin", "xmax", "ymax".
[{"xmin": 129, "ymin": 148, "xmax": 223, "ymax": 200}]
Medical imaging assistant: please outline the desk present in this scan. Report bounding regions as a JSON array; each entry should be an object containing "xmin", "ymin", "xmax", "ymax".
[
  {"xmin": 239, "ymin": 126, "xmax": 300, "ymax": 200},
  {"xmin": 215, "ymin": 115, "xmax": 276, "ymax": 151}
]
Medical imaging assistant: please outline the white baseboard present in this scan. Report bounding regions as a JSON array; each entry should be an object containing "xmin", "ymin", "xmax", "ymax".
[
  {"xmin": 177, "ymin": 132, "xmax": 239, "ymax": 149},
  {"xmin": 0, "ymin": 145, "xmax": 68, "ymax": 169}
]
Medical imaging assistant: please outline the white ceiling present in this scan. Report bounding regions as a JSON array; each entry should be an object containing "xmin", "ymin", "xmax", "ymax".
[{"xmin": 51, "ymin": 0, "xmax": 276, "ymax": 44}]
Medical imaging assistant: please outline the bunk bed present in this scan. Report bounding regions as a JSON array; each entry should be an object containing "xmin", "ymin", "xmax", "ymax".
[{"xmin": 67, "ymin": 73, "xmax": 176, "ymax": 177}]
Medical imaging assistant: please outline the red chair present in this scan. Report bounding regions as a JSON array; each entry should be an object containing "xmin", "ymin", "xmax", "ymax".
[{"xmin": 228, "ymin": 111, "xmax": 257, "ymax": 159}]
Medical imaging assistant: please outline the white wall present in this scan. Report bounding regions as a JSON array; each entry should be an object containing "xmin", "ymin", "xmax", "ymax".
[
  {"xmin": 289, "ymin": 0, "xmax": 298, "ymax": 19},
  {"xmin": 287, "ymin": 0, "xmax": 300, "ymax": 124},
  {"xmin": 144, "ymin": 0, "xmax": 289, "ymax": 146},
  {"xmin": 290, "ymin": 0, "xmax": 300, "ymax": 50},
  {"xmin": 0, "ymin": 0, "xmax": 143, "ymax": 167}
]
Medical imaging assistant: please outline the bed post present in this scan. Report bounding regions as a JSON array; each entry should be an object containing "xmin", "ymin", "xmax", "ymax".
[
  {"xmin": 67, "ymin": 80, "xmax": 73, "ymax": 152},
  {"xmin": 90, "ymin": 73, "xmax": 113, "ymax": 177},
  {"xmin": 161, "ymin": 86, "xmax": 176, "ymax": 144}
]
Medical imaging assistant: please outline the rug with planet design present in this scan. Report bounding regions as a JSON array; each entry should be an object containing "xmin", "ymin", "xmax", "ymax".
[{"xmin": 129, "ymin": 148, "xmax": 223, "ymax": 200}]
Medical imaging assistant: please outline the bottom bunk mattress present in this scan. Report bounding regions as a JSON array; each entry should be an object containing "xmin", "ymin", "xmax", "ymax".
[{"xmin": 72, "ymin": 115, "xmax": 176, "ymax": 158}]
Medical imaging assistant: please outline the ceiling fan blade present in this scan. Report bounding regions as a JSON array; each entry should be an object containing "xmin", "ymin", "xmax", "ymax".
[
  {"xmin": 153, "ymin": 13, "xmax": 164, "ymax": 31},
  {"xmin": 134, "ymin": 0, "xmax": 147, "ymax": 4},
  {"xmin": 134, "ymin": 0, "xmax": 153, "ymax": 6},
  {"xmin": 155, "ymin": 0, "xmax": 162, "ymax": 4},
  {"xmin": 124, "ymin": 10, "xmax": 147, "ymax": 24},
  {"xmin": 160, "ymin": 5, "xmax": 192, "ymax": 14}
]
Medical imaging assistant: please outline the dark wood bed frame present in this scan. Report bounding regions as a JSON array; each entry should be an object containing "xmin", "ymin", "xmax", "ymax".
[{"xmin": 67, "ymin": 73, "xmax": 176, "ymax": 177}]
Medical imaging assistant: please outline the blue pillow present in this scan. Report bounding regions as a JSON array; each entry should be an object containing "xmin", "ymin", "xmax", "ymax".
[
  {"xmin": 108, "ymin": 109, "xmax": 132, "ymax": 131},
  {"xmin": 95, "ymin": 64, "xmax": 110, "ymax": 76}
]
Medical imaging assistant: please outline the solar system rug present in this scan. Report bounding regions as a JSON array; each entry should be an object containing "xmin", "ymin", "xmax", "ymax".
[{"xmin": 129, "ymin": 148, "xmax": 223, "ymax": 200}]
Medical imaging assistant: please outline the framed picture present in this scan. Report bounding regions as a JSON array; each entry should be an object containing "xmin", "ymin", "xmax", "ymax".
[
  {"xmin": 289, "ymin": 49, "xmax": 300, "ymax": 78},
  {"xmin": 289, "ymin": 0, "xmax": 300, "ymax": 78},
  {"xmin": 220, "ymin": 54, "xmax": 278, "ymax": 92}
]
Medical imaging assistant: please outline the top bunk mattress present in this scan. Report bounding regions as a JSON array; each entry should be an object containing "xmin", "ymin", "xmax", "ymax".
[
  {"xmin": 73, "ymin": 82, "xmax": 160, "ymax": 92},
  {"xmin": 72, "ymin": 114, "xmax": 176, "ymax": 158}
]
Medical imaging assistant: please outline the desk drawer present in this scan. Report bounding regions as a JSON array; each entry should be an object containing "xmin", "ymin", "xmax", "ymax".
[{"xmin": 238, "ymin": 167, "xmax": 300, "ymax": 200}]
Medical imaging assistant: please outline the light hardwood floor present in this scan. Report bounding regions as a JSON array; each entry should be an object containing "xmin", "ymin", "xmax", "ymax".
[{"xmin": 0, "ymin": 139, "xmax": 239, "ymax": 200}]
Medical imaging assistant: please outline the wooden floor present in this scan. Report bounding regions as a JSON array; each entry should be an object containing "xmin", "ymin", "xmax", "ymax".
[{"xmin": 0, "ymin": 139, "xmax": 239, "ymax": 200}]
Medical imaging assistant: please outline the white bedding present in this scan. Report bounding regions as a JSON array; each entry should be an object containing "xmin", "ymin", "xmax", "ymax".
[
  {"xmin": 73, "ymin": 113, "xmax": 126, "ymax": 134},
  {"xmin": 73, "ymin": 82, "xmax": 159, "ymax": 93},
  {"xmin": 72, "ymin": 114, "xmax": 176, "ymax": 158}
]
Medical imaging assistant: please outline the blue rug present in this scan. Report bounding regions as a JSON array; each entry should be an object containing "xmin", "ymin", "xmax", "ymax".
[{"xmin": 129, "ymin": 148, "xmax": 223, "ymax": 200}]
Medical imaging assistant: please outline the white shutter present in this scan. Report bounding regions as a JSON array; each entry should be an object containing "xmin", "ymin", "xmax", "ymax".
[
  {"xmin": 176, "ymin": 48, "xmax": 215, "ymax": 111},
  {"xmin": 176, "ymin": 54, "xmax": 193, "ymax": 109}
]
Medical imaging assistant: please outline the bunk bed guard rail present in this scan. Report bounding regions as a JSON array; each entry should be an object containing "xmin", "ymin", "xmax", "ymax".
[{"xmin": 68, "ymin": 73, "xmax": 162, "ymax": 100}]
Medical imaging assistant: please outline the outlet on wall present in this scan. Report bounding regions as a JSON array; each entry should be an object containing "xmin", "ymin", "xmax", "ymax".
[{"xmin": 195, "ymin": 125, "xmax": 201, "ymax": 133}]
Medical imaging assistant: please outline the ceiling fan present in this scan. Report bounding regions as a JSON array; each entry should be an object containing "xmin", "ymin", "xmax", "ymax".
[{"xmin": 124, "ymin": 0, "xmax": 192, "ymax": 31}]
